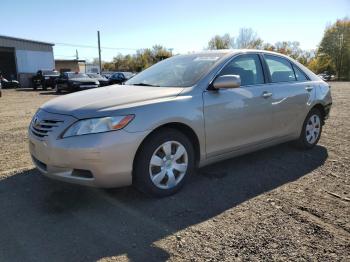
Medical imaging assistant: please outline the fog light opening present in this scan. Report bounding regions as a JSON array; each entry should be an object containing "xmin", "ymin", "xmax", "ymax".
[{"xmin": 71, "ymin": 169, "xmax": 94, "ymax": 179}]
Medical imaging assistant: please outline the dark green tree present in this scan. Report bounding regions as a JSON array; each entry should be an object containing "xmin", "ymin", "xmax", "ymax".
[{"xmin": 318, "ymin": 18, "xmax": 350, "ymax": 79}]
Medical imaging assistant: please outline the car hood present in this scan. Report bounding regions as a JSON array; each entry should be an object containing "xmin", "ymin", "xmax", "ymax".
[{"xmin": 41, "ymin": 84, "xmax": 185, "ymax": 118}]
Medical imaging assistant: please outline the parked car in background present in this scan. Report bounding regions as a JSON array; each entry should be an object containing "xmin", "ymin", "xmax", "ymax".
[
  {"xmin": 108, "ymin": 72, "xmax": 127, "ymax": 85},
  {"xmin": 87, "ymin": 73, "xmax": 109, "ymax": 86},
  {"xmin": 29, "ymin": 50, "xmax": 332, "ymax": 197},
  {"xmin": 101, "ymin": 72, "xmax": 113, "ymax": 79},
  {"xmin": 32, "ymin": 70, "xmax": 60, "ymax": 90},
  {"xmin": 108, "ymin": 72, "xmax": 134, "ymax": 85},
  {"xmin": 318, "ymin": 72, "xmax": 334, "ymax": 81},
  {"xmin": 54, "ymin": 72, "xmax": 99, "ymax": 93},
  {"xmin": 0, "ymin": 77, "xmax": 20, "ymax": 89}
]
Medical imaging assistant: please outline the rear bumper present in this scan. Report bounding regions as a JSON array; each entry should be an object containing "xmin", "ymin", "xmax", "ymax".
[{"xmin": 324, "ymin": 103, "xmax": 332, "ymax": 120}]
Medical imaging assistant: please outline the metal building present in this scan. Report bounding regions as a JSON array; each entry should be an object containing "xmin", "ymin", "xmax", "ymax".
[{"xmin": 0, "ymin": 35, "xmax": 54, "ymax": 87}]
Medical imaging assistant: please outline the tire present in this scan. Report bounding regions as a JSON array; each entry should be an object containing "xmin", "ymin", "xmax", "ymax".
[
  {"xmin": 295, "ymin": 108, "xmax": 323, "ymax": 150},
  {"xmin": 42, "ymin": 82, "xmax": 47, "ymax": 91},
  {"xmin": 133, "ymin": 128, "xmax": 195, "ymax": 197},
  {"xmin": 55, "ymin": 84, "xmax": 61, "ymax": 94}
]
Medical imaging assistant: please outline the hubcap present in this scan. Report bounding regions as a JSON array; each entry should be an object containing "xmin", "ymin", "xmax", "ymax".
[
  {"xmin": 149, "ymin": 141, "xmax": 188, "ymax": 189},
  {"xmin": 306, "ymin": 114, "xmax": 321, "ymax": 144}
]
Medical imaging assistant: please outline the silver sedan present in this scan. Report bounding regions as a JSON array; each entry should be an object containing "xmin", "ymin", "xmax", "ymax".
[{"xmin": 28, "ymin": 50, "xmax": 332, "ymax": 197}]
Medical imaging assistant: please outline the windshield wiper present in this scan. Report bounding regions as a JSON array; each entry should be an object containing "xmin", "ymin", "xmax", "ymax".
[{"xmin": 131, "ymin": 83, "xmax": 160, "ymax": 87}]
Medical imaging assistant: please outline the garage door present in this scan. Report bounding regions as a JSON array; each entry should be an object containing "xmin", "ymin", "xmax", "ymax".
[{"xmin": 0, "ymin": 47, "xmax": 17, "ymax": 80}]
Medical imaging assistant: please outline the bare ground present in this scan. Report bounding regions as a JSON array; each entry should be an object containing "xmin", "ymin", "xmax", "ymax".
[{"xmin": 0, "ymin": 83, "xmax": 349, "ymax": 261}]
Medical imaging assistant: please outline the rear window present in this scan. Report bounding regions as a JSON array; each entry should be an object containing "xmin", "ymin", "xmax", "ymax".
[{"xmin": 43, "ymin": 71, "xmax": 59, "ymax": 76}]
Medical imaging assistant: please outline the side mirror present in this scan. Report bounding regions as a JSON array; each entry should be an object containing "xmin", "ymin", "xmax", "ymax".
[{"xmin": 212, "ymin": 75, "xmax": 241, "ymax": 90}]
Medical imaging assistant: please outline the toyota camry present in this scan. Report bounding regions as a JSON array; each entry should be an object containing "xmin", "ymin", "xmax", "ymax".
[{"xmin": 28, "ymin": 50, "xmax": 332, "ymax": 197}]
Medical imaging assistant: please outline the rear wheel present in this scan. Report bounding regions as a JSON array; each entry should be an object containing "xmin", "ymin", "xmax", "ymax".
[
  {"xmin": 296, "ymin": 108, "xmax": 323, "ymax": 149},
  {"xmin": 133, "ymin": 128, "xmax": 195, "ymax": 197}
]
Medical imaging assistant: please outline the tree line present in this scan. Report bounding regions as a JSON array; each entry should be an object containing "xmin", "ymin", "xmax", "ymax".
[
  {"xmin": 102, "ymin": 17, "xmax": 349, "ymax": 80},
  {"xmin": 103, "ymin": 45, "xmax": 173, "ymax": 73}
]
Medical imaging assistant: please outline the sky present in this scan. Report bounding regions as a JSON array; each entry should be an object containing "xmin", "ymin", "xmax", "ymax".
[{"xmin": 1, "ymin": 0, "xmax": 349, "ymax": 62}]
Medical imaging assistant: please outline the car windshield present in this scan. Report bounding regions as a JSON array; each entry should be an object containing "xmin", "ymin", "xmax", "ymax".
[
  {"xmin": 125, "ymin": 54, "xmax": 224, "ymax": 87},
  {"xmin": 67, "ymin": 73, "xmax": 88, "ymax": 79},
  {"xmin": 43, "ymin": 70, "xmax": 59, "ymax": 76},
  {"xmin": 88, "ymin": 73, "xmax": 103, "ymax": 79},
  {"xmin": 122, "ymin": 72, "xmax": 133, "ymax": 79}
]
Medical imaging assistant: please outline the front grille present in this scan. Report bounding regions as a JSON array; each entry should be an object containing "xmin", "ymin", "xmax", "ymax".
[{"xmin": 30, "ymin": 118, "xmax": 63, "ymax": 138}]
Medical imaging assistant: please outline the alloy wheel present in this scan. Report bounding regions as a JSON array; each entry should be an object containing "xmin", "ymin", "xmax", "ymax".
[
  {"xmin": 149, "ymin": 141, "xmax": 188, "ymax": 189},
  {"xmin": 305, "ymin": 114, "xmax": 321, "ymax": 144}
]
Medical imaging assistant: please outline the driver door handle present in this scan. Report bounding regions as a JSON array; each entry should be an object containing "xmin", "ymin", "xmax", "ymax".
[
  {"xmin": 305, "ymin": 86, "xmax": 313, "ymax": 92},
  {"xmin": 262, "ymin": 91, "xmax": 273, "ymax": 98}
]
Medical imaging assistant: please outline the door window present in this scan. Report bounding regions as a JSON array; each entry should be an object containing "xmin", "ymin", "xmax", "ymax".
[
  {"xmin": 219, "ymin": 54, "xmax": 264, "ymax": 86},
  {"xmin": 292, "ymin": 65, "xmax": 308, "ymax": 81},
  {"xmin": 265, "ymin": 55, "xmax": 296, "ymax": 82}
]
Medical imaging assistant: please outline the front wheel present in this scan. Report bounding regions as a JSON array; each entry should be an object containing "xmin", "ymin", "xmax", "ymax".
[
  {"xmin": 133, "ymin": 128, "xmax": 195, "ymax": 197},
  {"xmin": 296, "ymin": 108, "xmax": 323, "ymax": 149},
  {"xmin": 55, "ymin": 84, "xmax": 61, "ymax": 94}
]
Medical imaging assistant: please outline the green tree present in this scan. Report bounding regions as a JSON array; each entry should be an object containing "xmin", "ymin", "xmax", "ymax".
[
  {"xmin": 318, "ymin": 18, "xmax": 350, "ymax": 79},
  {"xmin": 105, "ymin": 45, "xmax": 173, "ymax": 72},
  {"xmin": 308, "ymin": 55, "xmax": 335, "ymax": 74}
]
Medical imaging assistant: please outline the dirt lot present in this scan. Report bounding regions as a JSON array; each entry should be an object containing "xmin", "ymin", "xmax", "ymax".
[{"xmin": 0, "ymin": 83, "xmax": 349, "ymax": 261}]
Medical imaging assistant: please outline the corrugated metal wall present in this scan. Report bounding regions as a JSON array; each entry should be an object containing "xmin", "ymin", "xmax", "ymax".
[
  {"xmin": 16, "ymin": 50, "xmax": 54, "ymax": 73},
  {"xmin": 0, "ymin": 36, "xmax": 53, "ymax": 52},
  {"xmin": 0, "ymin": 36, "xmax": 54, "ymax": 87}
]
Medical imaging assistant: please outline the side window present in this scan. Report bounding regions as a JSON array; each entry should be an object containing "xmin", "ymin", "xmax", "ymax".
[
  {"xmin": 219, "ymin": 54, "xmax": 264, "ymax": 86},
  {"xmin": 292, "ymin": 65, "xmax": 308, "ymax": 81},
  {"xmin": 265, "ymin": 55, "xmax": 296, "ymax": 82}
]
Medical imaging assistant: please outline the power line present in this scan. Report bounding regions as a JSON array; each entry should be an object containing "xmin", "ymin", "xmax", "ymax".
[{"xmin": 55, "ymin": 42, "xmax": 138, "ymax": 51}]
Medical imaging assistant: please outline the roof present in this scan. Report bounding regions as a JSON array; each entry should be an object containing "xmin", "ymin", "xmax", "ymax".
[
  {"xmin": 182, "ymin": 49, "xmax": 300, "ymax": 60},
  {"xmin": 0, "ymin": 35, "xmax": 54, "ymax": 46}
]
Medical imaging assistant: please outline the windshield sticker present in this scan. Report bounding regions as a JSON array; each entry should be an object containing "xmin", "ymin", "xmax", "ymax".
[{"xmin": 194, "ymin": 57, "xmax": 220, "ymax": 61}]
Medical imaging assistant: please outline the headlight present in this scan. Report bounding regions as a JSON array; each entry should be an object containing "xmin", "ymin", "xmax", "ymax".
[{"xmin": 62, "ymin": 115, "xmax": 134, "ymax": 138}]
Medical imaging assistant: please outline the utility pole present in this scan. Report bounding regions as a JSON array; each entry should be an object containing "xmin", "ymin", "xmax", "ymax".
[
  {"xmin": 75, "ymin": 49, "xmax": 79, "ymax": 60},
  {"xmin": 338, "ymin": 33, "xmax": 344, "ymax": 80},
  {"xmin": 97, "ymin": 31, "xmax": 102, "ymax": 73}
]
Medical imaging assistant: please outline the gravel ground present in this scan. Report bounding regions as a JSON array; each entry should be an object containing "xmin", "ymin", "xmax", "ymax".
[{"xmin": 0, "ymin": 83, "xmax": 349, "ymax": 262}]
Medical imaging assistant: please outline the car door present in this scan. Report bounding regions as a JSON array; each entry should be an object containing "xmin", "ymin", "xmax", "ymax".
[
  {"xmin": 203, "ymin": 54, "xmax": 274, "ymax": 158},
  {"xmin": 263, "ymin": 54, "xmax": 316, "ymax": 137}
]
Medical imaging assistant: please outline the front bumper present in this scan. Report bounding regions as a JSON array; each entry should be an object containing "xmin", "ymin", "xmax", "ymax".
[
  {"xmin": 29, "ymin": 110, "xmax": 148, "ymax": 188},
  {"xmin": 78, "ymin": 85, "xmax": 99, "ymax": 89}
]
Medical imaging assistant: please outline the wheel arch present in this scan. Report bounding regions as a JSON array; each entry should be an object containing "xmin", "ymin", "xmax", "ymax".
[
  {"xmin": 133, "ymin": 122, "xmax": 201, "ymax": 173},
  {"xmin": 311, "ymin": 103, "xmax": 326, "ymax": 124}
]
